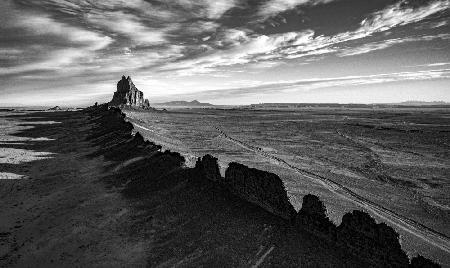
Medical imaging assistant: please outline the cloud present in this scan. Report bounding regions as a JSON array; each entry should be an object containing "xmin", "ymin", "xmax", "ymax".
[
  {"xmin": 163, "ymin": 0, "xmax": 449, "ymax": 75},
  {"xmin": 34, "ymin": 0, "xmax": 177, "ymax": 21},
  {"xmin": 90, "ymin": 45, "xmax": 185, "ymax": 74},
  {"xmin": 203, "ymin": 0, "xmax": 237, "ymax": 19},
  {"xmin": 338, "ymin": 33, "xmax": 450, "ymax": 56},
  {"xmin": 217, "ymin": 29, "xmax": 252, "ymax": 46},
  {"xmin": 167, "ymin": 0, "xmax": 237, "ymax": 19},
  {"xmin": 359, "ymin": 0, "xmax": 450, "ymax": 33},
  {"xmin": 177, "ymin": 21, "xmax": 220, "ymax": 36},
  {"xmin": 258, "ymin": 0, "xmax": 336, "ymax": 18},
  {"xmin": 17, "ymin": 15, "xmax": 112, "ymax": 51},
  {"xmin": 411, "ymin": 62, "xmax": 450, "ymax": 68},
  {"xmin": 282, "ymin": 0, "xmax": 450, "ymax": 58},
  {"xmin": 160, "ymin": 30, "xmax": 313, "ymax": 75},
  {"xmin": 0, "ymin": 1, "xmax": 112, "ymax": 75},
  {"xmin": 86, "ymin": 11, "xmax": 168, "ymax": 45},
  {"xmin": 175, "ymin": 68, "xmax": 450, "ymax": 99}
]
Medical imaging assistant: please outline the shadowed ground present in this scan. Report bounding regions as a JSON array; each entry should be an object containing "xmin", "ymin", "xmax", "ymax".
[{"xmin": 0, "ymin": 109, "xmax": 438, "ymax": 267}]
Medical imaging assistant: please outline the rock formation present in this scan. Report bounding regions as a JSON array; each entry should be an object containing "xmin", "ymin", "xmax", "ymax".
[
  {"xmin": 337, "ymin": 210, "xmax": 409, "ymax": 267},
  {"xmin": 194, "ymin": 154, "xmax": 222, "ymax": 182},
  {"xmin": 295, "ymin": 194, "xmax": 336, "ymax": 239},
  {"xmin": 410, "ymin": 255, "xmax": 441, "ymax": 268},
  {"xmin": 224, "ymin": 162, "xmax": 296, "ymax": 219},
  {"xmin": 109, "ymin": 75, "xmax": 150, "ymax": 108}
]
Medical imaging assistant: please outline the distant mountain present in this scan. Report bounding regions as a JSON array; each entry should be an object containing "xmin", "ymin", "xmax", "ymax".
[
  {"xmin": 48, "ymin": 106, "xmax": 62, "ymax": 111},
  {"xmin": 154, "ymin": 100, "xmax": 214, "ymax": 107},
  {"xmin": 394, "ymin": 101, "xmax": 449, "ymax": 106}
]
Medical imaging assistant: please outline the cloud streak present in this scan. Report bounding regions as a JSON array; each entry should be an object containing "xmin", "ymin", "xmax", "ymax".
[
  {"xmin": 0, "ymin": 1, "xmax": 112, "ymax": 75},
  {"xmin": 176, "ymin": 68, "xmax": 450, "ymax": 100},
  {"xmin": 86, "ymin": 11, "xmax": 168, "ymax": 45},
  {"xmin": 159, "ymin": 0, "xmax": 449, "ymax": 75},
  {"xmin": 258, "ymin": 0, "xmax": 336, "ymax": 18},
  {"xmin": 338, "ymin": 34, "xmax": 450, "ymax": 57}
]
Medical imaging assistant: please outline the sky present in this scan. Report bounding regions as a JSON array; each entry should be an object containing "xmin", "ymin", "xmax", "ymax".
[{"xmin": 0, "ymin": 0, "xmax": 449, "ymax": 106}]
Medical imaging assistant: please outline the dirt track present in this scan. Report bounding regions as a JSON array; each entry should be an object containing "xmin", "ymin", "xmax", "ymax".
[{"xmin": 214, "ymin": 125, "xmax": 450, "ymax": 256}]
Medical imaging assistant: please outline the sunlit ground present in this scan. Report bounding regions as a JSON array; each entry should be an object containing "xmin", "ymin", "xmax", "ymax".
[{"xmin": 0, "ymin": 113, "xmax": 58, "ymax": 179}]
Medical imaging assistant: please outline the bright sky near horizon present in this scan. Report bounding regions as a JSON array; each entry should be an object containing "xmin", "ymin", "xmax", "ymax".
[{"xmin": 0, "ymin": 0, "xmax": 449, "ymax": 106}]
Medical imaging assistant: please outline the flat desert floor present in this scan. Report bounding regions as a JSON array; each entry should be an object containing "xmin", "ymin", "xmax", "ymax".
[{"xmin": 125, "ymin": 107, "xmax": 450, "ymax": 264}]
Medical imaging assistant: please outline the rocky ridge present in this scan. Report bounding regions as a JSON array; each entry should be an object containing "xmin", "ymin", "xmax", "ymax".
[{"xmin": 84, "ymin": 103, "xmax": 441, "ymax": 267}]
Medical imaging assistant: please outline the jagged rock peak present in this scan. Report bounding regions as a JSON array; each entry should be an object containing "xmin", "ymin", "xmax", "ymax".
[
  {"xmin": 194, "ymin": 154, "xmax": 222, "ymax": 182},
  {"xmin": 224, "ymin": 162, "xmax": 296, "ymax": 219},
  {"xmin": 299, "ymin": 194, "xmax": 327, "ymax": 218},
  {"xmin": 109, "ymin": 75, "xmax": 150, "ymax": 108}
]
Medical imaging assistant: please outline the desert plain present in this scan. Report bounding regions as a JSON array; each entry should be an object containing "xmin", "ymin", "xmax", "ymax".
[
  {"xmin": 0, "ymin": 106, "xmax": 449, "ymax": 267},
  {"xmin": 125, "ymin": 106, "xmax": 450, "ymax": 264}
]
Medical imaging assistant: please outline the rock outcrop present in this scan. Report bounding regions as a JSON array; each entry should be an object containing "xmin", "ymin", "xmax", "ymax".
[
  {"xmin": 295, "ymin": 194, "xmax": 336, "ymax": 239},
  {"xmin": 337, "ymin": 210, "xmax": 409, "ymax": 267},
  {"xmin": 109, "ymin": 75, "xmax": 150, "ymax": 108},
  {"xmin": 224, "ymin": 162, "xmax": 296, "ymax": 220},
  {"xmin": 194, "ymin": 154, "xmax": 222, "ymax": 182},
  {"xmin": 410, "ymin": 255, "xmax": 441, "ymax": 268}
]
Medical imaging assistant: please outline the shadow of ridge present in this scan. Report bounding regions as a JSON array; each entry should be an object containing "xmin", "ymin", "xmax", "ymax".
[
  {"xmin": 5, "ymin": 110, "xmax": 86, "ymax": 141},
  {"xmin": 88, "ymin": 104, "xmax": 440, "ymax": 267},
  {"xmin": 0, "ymin": 110, "xmax": 96, "ymax": 185},
  {"xmin": 0, "ymin": 109, "xmax": 141, "ymax": 267}
]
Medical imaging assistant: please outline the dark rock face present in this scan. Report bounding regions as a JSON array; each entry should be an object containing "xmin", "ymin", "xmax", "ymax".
[
  {"xmin": 410, "ymin": 255, "xmax": 441, "ymax": 268},
  {"xmin": 300, "ymin": 194, "xmax": 327, "ymax": 217},
  {"xmin": 109, "ymin": 76, "xmax": 150, "ymax": 108},
  {"xmin": 194, "ymin": 154, "xmax": 222, "ymax": 182},
  {"xmin": 296, "ymin": 194, "xmax": 336, "ymax": 239},
  {"xmin": 337, "ymin": 210, "xmax": 409, "ymax": 267},
  {"xmin": 224, "ymin": 162, "xmax": 296, "ymax": 219}
]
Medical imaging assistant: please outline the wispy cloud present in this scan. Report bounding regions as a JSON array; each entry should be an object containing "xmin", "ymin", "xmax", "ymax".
[
  {"xmin": 175, "ymin": 69, "xmax": 450, "ymax": 99},
  {"xmin": 338, "ymin": 34, "xmax": 450, "ymax": 57},
  {"xmin": 201, "ymin": 0, "xmax": 238, "ymax": 19},
  {"xmin": 258, "ymin": 0, "xmax": 336, "ymax": 18},
  {"xmin": 0, "ymin": 1, "xmax": 112, "ymax": 75},
  {"xmin": 279, "ymin": 0, "xmax": 450, "ymax": 58},
  {"xmin": 18, "ymin": 15, "xmax": 112, "ymax": 51},
  {"xmin": 163, "ymin": 0, "xmax": 449, "ymax": 75},
  {"xmin": 408, "ymin": 62, "xmax": 450, "ymax": 68},
  {"xmin": 86, "ymin": 11, "xmax": 168, "ymax": 46},
  {"xmin": 358, "ymin": 0, "xmax": 449, "ymax": 33}
]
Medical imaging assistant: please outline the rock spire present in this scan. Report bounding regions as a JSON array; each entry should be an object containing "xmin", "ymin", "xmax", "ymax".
[{"xmin": 109, "ymin": 75, "xmax": 150, "ymax": 108}]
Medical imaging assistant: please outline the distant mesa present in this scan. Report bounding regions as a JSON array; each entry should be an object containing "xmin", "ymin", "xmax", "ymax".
[
  {"xmin": 109, "ymin": 75, "xmax": 150, "ymax": 109},
  {"xmin": 396, "ymin": 101, "xmax": 448, "ymax": 106},
  {"xmin": 48, "ymin": 106, "xmax": 62, "ymax": 111},
  {"xmin": 154, "ymin": 100, "xmax": 214, "ymax": 107}
]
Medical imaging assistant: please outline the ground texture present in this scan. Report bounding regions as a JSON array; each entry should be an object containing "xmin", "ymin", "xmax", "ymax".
[{"xmin": 0, "ymin": 108, "xmax": 445, "ymax": 267}]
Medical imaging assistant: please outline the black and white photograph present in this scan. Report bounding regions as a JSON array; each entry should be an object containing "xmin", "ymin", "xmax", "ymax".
[{"xmin": 0, "ymin": 0, "xmax": 449, "ymax": 267}]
